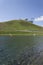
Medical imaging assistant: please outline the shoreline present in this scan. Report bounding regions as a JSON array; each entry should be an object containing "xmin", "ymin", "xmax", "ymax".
[{"xmin": 0, "ymin": 34, "xmax": 43, "ymax": 36}]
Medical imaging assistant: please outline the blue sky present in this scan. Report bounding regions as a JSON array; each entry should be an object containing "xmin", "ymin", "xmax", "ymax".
[{"xmin": 0, "ymin": 0, "xmax": 43, "ymax": 26}]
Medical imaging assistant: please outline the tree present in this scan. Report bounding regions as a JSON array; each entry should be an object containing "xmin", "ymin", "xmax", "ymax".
[
  {"xmin": 25, "ymin": 18, "xmax": 28, "ymax": 21},
  {"xmin": 30, "ymin": 18, "xmax": 34, "ymax": 23},
  {"xmin": 30, "ymin": 21, "xmax": 33, "ymax": 23}
]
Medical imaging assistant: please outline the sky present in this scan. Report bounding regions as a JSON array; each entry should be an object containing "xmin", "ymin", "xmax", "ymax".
[{"xmin": 0, "ymin": 0, "xmax": 43, "ymax": 26}]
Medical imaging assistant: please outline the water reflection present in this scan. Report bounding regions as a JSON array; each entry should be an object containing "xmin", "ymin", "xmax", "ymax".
[
  {"xmin": 0, "ymin": 36, "xmax": 43, "ymax": 65},
  {"xmin": 0, "ymin": 46, "xmax": 42, "ymax": 65},
  {"xmin": 17, "ymin": 46, "xmax": 40, "ymax": 65}
]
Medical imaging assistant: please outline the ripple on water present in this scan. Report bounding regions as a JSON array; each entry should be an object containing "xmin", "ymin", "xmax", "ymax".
[{"xmin": 0, "ymin": 46, "xmax": 43, "ymax": 65}]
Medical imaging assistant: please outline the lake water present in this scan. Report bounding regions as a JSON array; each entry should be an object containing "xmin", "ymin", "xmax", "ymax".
[{"xmin": 0, "ymin": 36, "xmax": 43, "ymax": 65}]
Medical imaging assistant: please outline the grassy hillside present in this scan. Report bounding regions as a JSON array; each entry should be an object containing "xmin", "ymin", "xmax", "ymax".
[{"xmin": 0, "ymin": 20, "xmax": 43, "ymax": 35}]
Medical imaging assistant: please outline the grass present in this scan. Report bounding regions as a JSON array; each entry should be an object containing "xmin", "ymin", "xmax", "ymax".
[{"xmin": 0, "ymin": 20, "xmax": 43, "ymax": 35}]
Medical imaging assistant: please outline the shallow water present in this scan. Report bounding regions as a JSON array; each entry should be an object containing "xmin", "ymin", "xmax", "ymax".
[{"xmin": 0, "ymin": 36, "xmax": 43, "ymax": 65}]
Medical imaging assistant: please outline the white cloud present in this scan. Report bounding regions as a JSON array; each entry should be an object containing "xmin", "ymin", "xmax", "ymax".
[{"xmin": 34, "ymin": 16, "xmax": 43, "ymax": 21}]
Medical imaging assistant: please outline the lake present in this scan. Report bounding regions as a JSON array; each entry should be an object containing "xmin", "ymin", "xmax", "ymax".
[{"xmin": 0, "ymin": 36, "xmax": 43, "ymax": 65}]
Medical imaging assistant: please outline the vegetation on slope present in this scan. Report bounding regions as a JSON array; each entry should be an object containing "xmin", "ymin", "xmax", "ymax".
[{"xmin": 0, "ymin": 20, "xmax": 43, "ymax": 35}]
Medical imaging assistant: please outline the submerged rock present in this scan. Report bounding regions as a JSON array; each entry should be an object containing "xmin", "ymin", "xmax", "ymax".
[
  {"xmin": 7, "ymin": 60, "xmax": 12, "ymax": 65},
  {"xmin": 13, "ymin": 60, "xmax": 19, "ymax": 65},
  {"xmin": 0, "ymin": 49, "xmax": 3, "ymax": 52}
]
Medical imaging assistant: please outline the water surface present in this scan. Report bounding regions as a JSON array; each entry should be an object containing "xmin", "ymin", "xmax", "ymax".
[{"xmin": 0, "ymin": 36, "xmax": 43, "ymax": 65}]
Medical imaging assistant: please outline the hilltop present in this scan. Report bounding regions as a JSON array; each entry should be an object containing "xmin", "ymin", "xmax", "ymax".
[{"xmin": 0, "ymin": 20, "xmax": 43, "ymax": 35}]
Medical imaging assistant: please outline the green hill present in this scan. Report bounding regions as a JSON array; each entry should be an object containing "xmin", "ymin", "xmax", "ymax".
[{"xmin": 0, "ymin": 20, "xmax": 43, "ymax": 35}]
